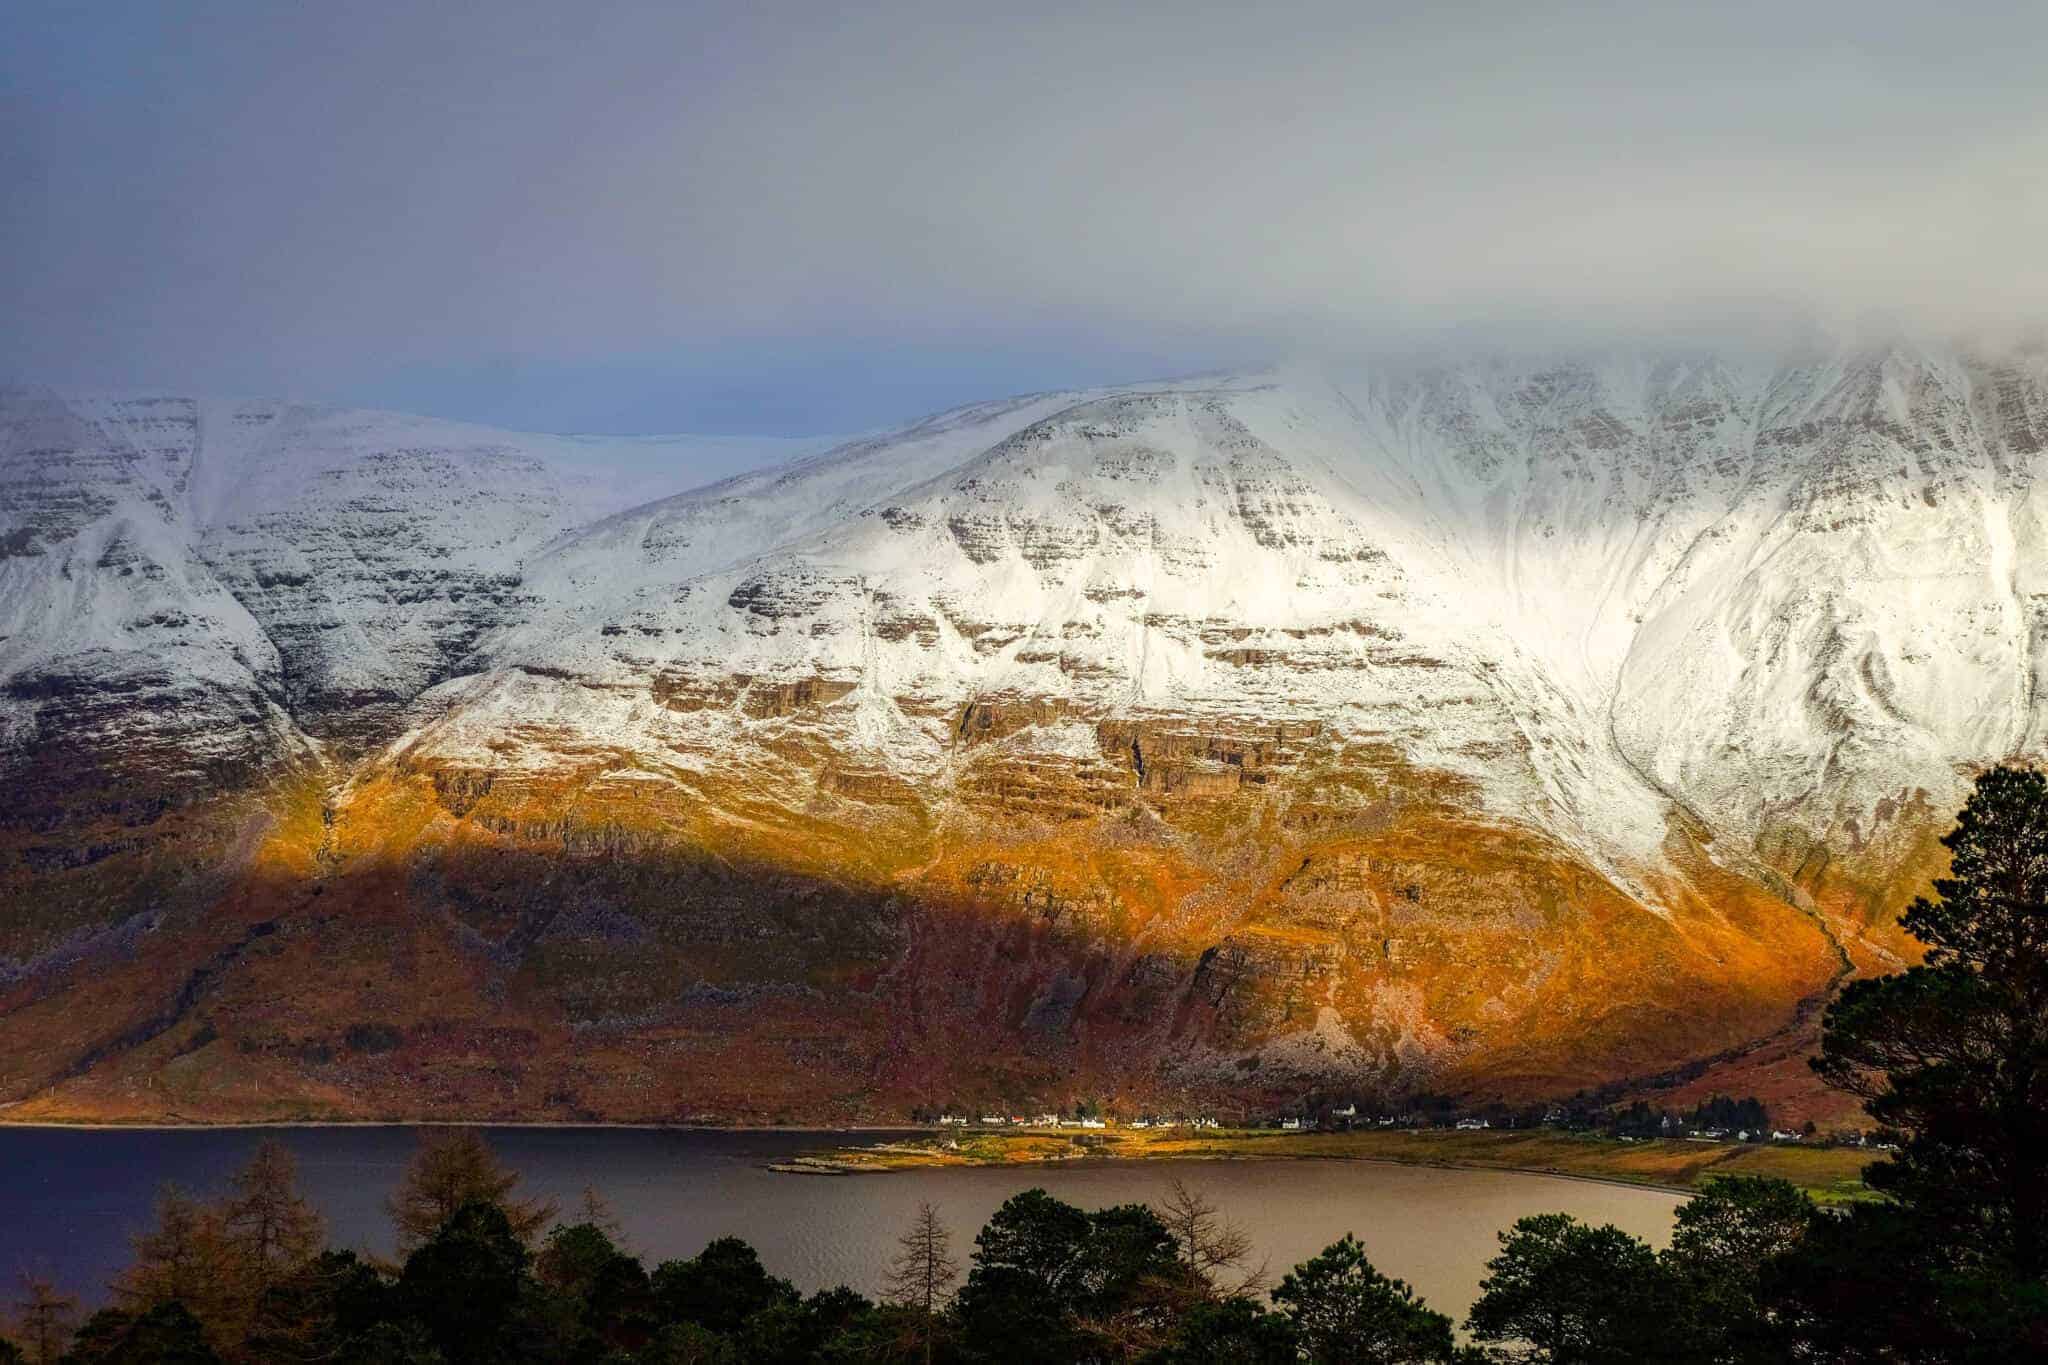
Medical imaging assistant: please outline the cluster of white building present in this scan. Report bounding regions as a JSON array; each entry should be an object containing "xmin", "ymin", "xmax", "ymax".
[{"xmin": 933, "ymin": 1113, "xmax": 1223, "ymax": 1130}]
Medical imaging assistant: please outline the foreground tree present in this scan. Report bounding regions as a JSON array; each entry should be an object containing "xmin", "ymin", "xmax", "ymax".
[
  {"xmin": 221, "ymin": 1139, "xmax": 325, "ymax": 1308},
  {"xmin": 241, "ymin": 1249, "xmax": 397, "ymax": 1363},
  {"xmin": 388, "ymin": 1130, "xmax": 557, "ymax": 1252},
  {"xmin": 334, "ymin": 1318, "xmax": 444, "ymax": 1364},
  {"xmin": 1272, "ymin": 1234, "xmax": 1460, "ymax": 1364},
  {"xmin": 1153, "ymin": 1180, "xmax": 1264, "ymax": 1300},
  {"xmin": 883, "ymin": 1203, "xmax": 958, "ymax": 1365},
  {"xmin": 1815, "ymin": 764, "xmax": 2048, "ymax": 1281},
  {"xmin": 1140, "ymin": 1296, "xmax": 1298, "ymax": 1364},
  {"xmin": 109, "ymin": 1143, "xmax": 330, "ymax": 1353},
  {"xmin": 1757, "ymin": 1197, "xmax": 2048, "ymax": 1362},
  {"xmin": 1655, "ymin": 1176, "xmax": 1816, "ymax": 1363},
  {"xmin": 535, "ymin": 1217, "xmax": 656, "ymax": 1355},
  {"xmin": 733, "ymin": 1284, "xmax": 879, "ymax": 1364},
  {"xmin": 955, "ymin": 1189, "xmax": 1091, "ymax": 1361},
  {"xmin": 954, "ymin": 1189, "xmax": 1190, "ymax": 1363},
  {"xmin": 398, "ymin": 1202, "xmax": 547, "ymax": 1364},
  {"xmin": 651, "ymin": 1236, "xmax": 800, "ymax": 1336},
  {"xmin": 62, "ymin": 1302, "xmax": 221, "ymax": 1364},
  {"xmin": 11, "ymin": 1277, "xmax": 76, "ymax": 1365},
  {"xmin": 114, "ymin": 1187, "xmax": 233, "ymax": 1331},
  {"xmin": 1465, "ymin": 1214, "xmax": 1676, "ymax": 1364}
]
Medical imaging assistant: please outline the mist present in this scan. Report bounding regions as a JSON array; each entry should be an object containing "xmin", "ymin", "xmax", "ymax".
[{"xmin": 7, "ymin": 0, "xmax": 2046, "ymax": 433}]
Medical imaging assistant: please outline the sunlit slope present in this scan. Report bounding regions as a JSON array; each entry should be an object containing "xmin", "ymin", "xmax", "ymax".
[{"xmin": 6, "ymin": 344, "xmax": 2046, "ymax": 1121}]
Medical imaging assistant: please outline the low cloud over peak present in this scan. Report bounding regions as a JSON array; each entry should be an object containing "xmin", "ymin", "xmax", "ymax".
[{"xmin": 7, "ymin": 0, "xmax": 2046, "ymax": 432}]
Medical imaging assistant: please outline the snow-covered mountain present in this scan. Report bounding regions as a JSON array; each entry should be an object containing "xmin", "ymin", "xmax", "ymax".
[
  {"xmin": 0, "ymin": 391, "xmax": 830, "ymax": 763},
  {"xmin": 4, "ymin": 344, "xmax": 2042, "ymax": 1123},
  {"xmin": 412, "ymin": 346, "xmax": 2045, "ymax": 891}
]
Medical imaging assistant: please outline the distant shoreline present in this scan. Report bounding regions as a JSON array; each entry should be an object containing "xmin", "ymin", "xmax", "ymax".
[
  {"xmin": 766, "ymin": 1127, "xmax": 1877, "ymax": 1204},
  {"xmin": 775, "ymin": 1145, "xmax": 1702, "ymax": 1200},
  {"xmin": 0, "ymin": 1118, "xmax": 1875, "ymax": 1204},
  {"xmin": 0, "ymin": 1117, "xmax": 920, "ymax": 1133},
  {"xmin": 0, "ymin": 1117, "xmax": 1716, "ymax": 1201},
  {"xmin": 0, "ymin": 1121, "xmax": 1875, "ymax": 1203}
]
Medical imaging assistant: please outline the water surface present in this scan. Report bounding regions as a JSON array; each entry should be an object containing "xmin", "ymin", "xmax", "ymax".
[{"xmin": 1, "ymin": 1126, "xmax": 1683, "ymax": 1321}]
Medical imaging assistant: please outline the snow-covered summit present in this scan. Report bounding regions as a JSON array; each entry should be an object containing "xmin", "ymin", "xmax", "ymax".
[
  {"xmin": 0, "ymin": 390, "xmax": 835, "ymax": 759},
  {"xmin": 9, "ymin": 342, "xmax": 2048, "ymax": 898},
  {"xmin": 367, "ymin": 344, "xmax": 2048, "ymax": 905}
]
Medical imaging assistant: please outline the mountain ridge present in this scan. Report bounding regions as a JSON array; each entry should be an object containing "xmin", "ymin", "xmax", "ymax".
[{"xmin": 4, "ymin": 343, "xmax": 2039, "ymax": 1124}]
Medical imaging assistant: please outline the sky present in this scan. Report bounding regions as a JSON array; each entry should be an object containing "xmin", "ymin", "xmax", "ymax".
[{"xmin": 6, "ymin": 0, "xmax": 2048, "ymax": 438}]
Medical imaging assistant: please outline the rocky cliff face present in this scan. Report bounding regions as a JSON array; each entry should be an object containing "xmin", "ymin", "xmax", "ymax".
[{"xmin": 4, "ymin": 345, "xmax": 2041, "ymax": 1123}]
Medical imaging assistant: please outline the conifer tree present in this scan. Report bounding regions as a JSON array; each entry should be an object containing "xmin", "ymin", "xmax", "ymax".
[
  {"xmin": 387, "ymin": 1130, "xmax": 556, "ymax": 1252},
  {"xmin": 222, "ymin": 1140, "xmax": 325, "ymax": 1289},
  {"xmin": 10, "ymin": 1278, "xmax": 76, "ymax": 1365},
  {"xmin": 1814, "ymin": 764, "xmax": 2048, "ymax": 1280}
]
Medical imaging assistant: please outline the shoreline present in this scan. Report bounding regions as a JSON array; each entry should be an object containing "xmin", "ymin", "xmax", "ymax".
[
  {"xmin": 0, "ymin": 1118, "xmax": 1874, "ymax": 1203},
  {"xmin": 0, "ymin": 1117, "xmax": 922, "ymax": 1133},
  {"xmin": 767, "ymin": 1127, "xmax": 1877, "ymax": 1204},
  {"xmin": 775, "ymin": 1146, "xmax": 1702, "ymax": 1199}
]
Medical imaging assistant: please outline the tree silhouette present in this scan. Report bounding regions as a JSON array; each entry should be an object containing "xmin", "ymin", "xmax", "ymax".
[
  {"xmin": 1153, "ymin": 1179, "xmax": 1265, "ymax": 1300},
  {"xmin": 1146, "ymin": 1296, "xmax": 1299, "ymax": 1363},
  {"xmin": 1814, "ymin": 764, "xmax": 2048, "ymax": 1280},
  {"xmin": 397, "ymin": 1201, "xmax": 537, "ymax": 1364},
  {"xmin": 222, "ymin": 1140, "xmax": 324, "ymax": 1292},
  {"xmin": 1466, "ymin": 1215, "xmax": 1674, "ymax": 1364},
  {"xmin": 1273, "ymin": 1233, "xmax": 1459, "ymax": 1364},
  {"xmin": 882, "ymin": 1202, "xmax": 957, "ymax": 1365},
  {"xmin": 116, "ymin": 1186, "xmax": 231, "ymax": 1329},
  {"xmin": 387, "ymin": 1130, "xmax": 556, "ymax": 1253},
  {"xmin": 10, "ymin": 1277, "xmax": 75, "ymax": 1365}
]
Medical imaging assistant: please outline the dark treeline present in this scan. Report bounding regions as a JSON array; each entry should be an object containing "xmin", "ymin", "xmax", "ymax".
[
  {"xmin": 7, "ymin": 766, "xmax": 2048, "ymax": 1363},
  {"xmin": 0, "ymin": 1136, "xmax": 1877, "ymax": 1365}
]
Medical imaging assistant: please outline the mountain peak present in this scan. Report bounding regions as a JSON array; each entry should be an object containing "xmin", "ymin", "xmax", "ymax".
[{"xmin": 2, "ymin": 344, "xmax": 2038, "ymax": 1121}]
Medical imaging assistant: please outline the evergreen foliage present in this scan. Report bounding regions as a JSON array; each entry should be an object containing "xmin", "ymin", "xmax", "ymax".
[{"xmin": 1270, "ymin": 1234, "xmax": 1461, "ymax": 1363}]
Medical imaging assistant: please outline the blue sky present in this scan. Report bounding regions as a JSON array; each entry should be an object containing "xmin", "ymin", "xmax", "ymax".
[{"xmin": 7, "ymin": 1, "xmax": 2046, "ymax": 437}]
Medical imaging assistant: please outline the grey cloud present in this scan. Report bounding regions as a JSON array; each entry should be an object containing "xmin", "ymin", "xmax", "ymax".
[{"xmin": 5, "ymin": 0, "xmax": 2046, "ymax": 413}]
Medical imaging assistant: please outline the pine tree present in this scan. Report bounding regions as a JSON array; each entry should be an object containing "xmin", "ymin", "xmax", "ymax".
[
  {"xmin": 1276, "ymin": 1234, "xmax": 1459, "ymax": 1364},
  {"xmin": 1814, "ymin": 764, "xmax": 2048, "ymax": 1280}
]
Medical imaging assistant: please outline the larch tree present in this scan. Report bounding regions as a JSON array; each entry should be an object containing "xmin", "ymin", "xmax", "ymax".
[
  {"xmin": 117, "ymin": 1186, "xmax": 228, "ymax": 1314},
  {"xmin": 387, "ymin": 1129, "xmax": 557, "ymax": 1252},
  {"xmin": 222, "ymin": 1139, "xmax": 325, "ymax": 1289},
  {"xmin": 11, "ymin": 1278, "xmax": 77, "ymax": 1365}
]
